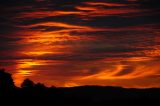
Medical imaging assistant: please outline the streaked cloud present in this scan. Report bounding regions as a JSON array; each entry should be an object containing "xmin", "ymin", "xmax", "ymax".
[{"xmin": 0, "ymin": 0, "xmax": 160, "ymax": 88}]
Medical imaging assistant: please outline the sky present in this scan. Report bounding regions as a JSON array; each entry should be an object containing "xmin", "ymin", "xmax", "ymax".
[{"xmin": 0, "ymin": 0, "xmax": 160, "ymax": 88}]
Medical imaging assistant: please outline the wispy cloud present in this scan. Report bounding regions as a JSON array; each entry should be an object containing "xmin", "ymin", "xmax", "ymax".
[{"xmin": 0, "ymin": 0, "xmax": 160, "ymax": 88}]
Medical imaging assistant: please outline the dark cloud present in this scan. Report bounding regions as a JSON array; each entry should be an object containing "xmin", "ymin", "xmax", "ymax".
[
  {"xmin": 138, "ymin": 0, "xmax": 160, "ymax": 9},
  {"xmin": 85, "ymin": 15, "xmax": 160, "ymax": 27},
  {"xmin": 0, "ymin": 36, "xmax": 23, "ymax": 42}
]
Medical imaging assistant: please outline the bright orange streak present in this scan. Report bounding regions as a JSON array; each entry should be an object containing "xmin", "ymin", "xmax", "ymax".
[
  {"xmin": 84, "ymin": 2, "xmax": 127, "ymax": 7},
  {"xmin": 17, "ymin": 11, "xmax": 82, "ymax": 19},
  {"xmin": 76, "ymin": 6, "xmax": 143, "ymax": 18},
  {"xmin": 23, "ymin": 51, "xmax": 53, "ymax": 56},
  {"xmin": 64, "ymin": 82, "xmax": 79, "ymax": 87},
  {"xmin": 25, "ymin": 22, "xmax": 91, "ymax": 29}
]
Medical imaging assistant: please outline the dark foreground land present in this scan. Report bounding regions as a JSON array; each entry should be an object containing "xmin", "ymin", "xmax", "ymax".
[
  {"xmin": 0, "ymin": 69, "xmax": 160, "ymax": 106},
  {"xmin": 1, "ymin": 86, "xmax": 160, "ymax": 106}
]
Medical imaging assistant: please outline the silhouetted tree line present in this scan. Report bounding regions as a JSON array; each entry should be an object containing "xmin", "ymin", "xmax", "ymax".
[{"xmin": 0, "ymin": 68, "xmax": 160, "ymax": 106}]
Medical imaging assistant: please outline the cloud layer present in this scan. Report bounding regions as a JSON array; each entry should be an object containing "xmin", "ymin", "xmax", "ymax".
[{"xmin": 0, "ymin": 0, "xmax": 160, "ymax": 88}]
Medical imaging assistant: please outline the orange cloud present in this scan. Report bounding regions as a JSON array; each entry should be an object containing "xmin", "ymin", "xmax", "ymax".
[
  {"xmin": 75, "ymin": 5, "xmax": 143, "ymax": 18},
  {"xmin": 1, "ymin": 0, "xmax": 160, "ymax": 88},
  {"xmin": 17, "ymin": 11, "xmax": 82, "ymax": 19},
  {"xmin": 84, "ymin": 2, "xmax": 128, "ymax": 7},
  {"xmin": 69, "ymin": 58, "xmax": 160, "ymax": 88}
]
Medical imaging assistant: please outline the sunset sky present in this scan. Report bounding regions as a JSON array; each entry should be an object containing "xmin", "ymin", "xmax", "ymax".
[{"xmin": 0, "ymin": 0, "xmax": 160, "ymax": 88}]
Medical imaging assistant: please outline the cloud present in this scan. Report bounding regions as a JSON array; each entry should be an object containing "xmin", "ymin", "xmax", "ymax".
[{"xmin": 0, "ymin": 0, "xmax": 160, "ymax": 88}]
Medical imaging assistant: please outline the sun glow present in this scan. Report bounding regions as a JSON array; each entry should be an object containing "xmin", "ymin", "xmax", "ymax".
[{"xmin": 17, "ymin": 70, "xmax": 32, "ymax": 76}]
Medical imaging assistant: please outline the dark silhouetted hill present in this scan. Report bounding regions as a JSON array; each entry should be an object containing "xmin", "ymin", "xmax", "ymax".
[{"xmin": 0, "ymin": 69, "xmax": 160, "ymax": 106}]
